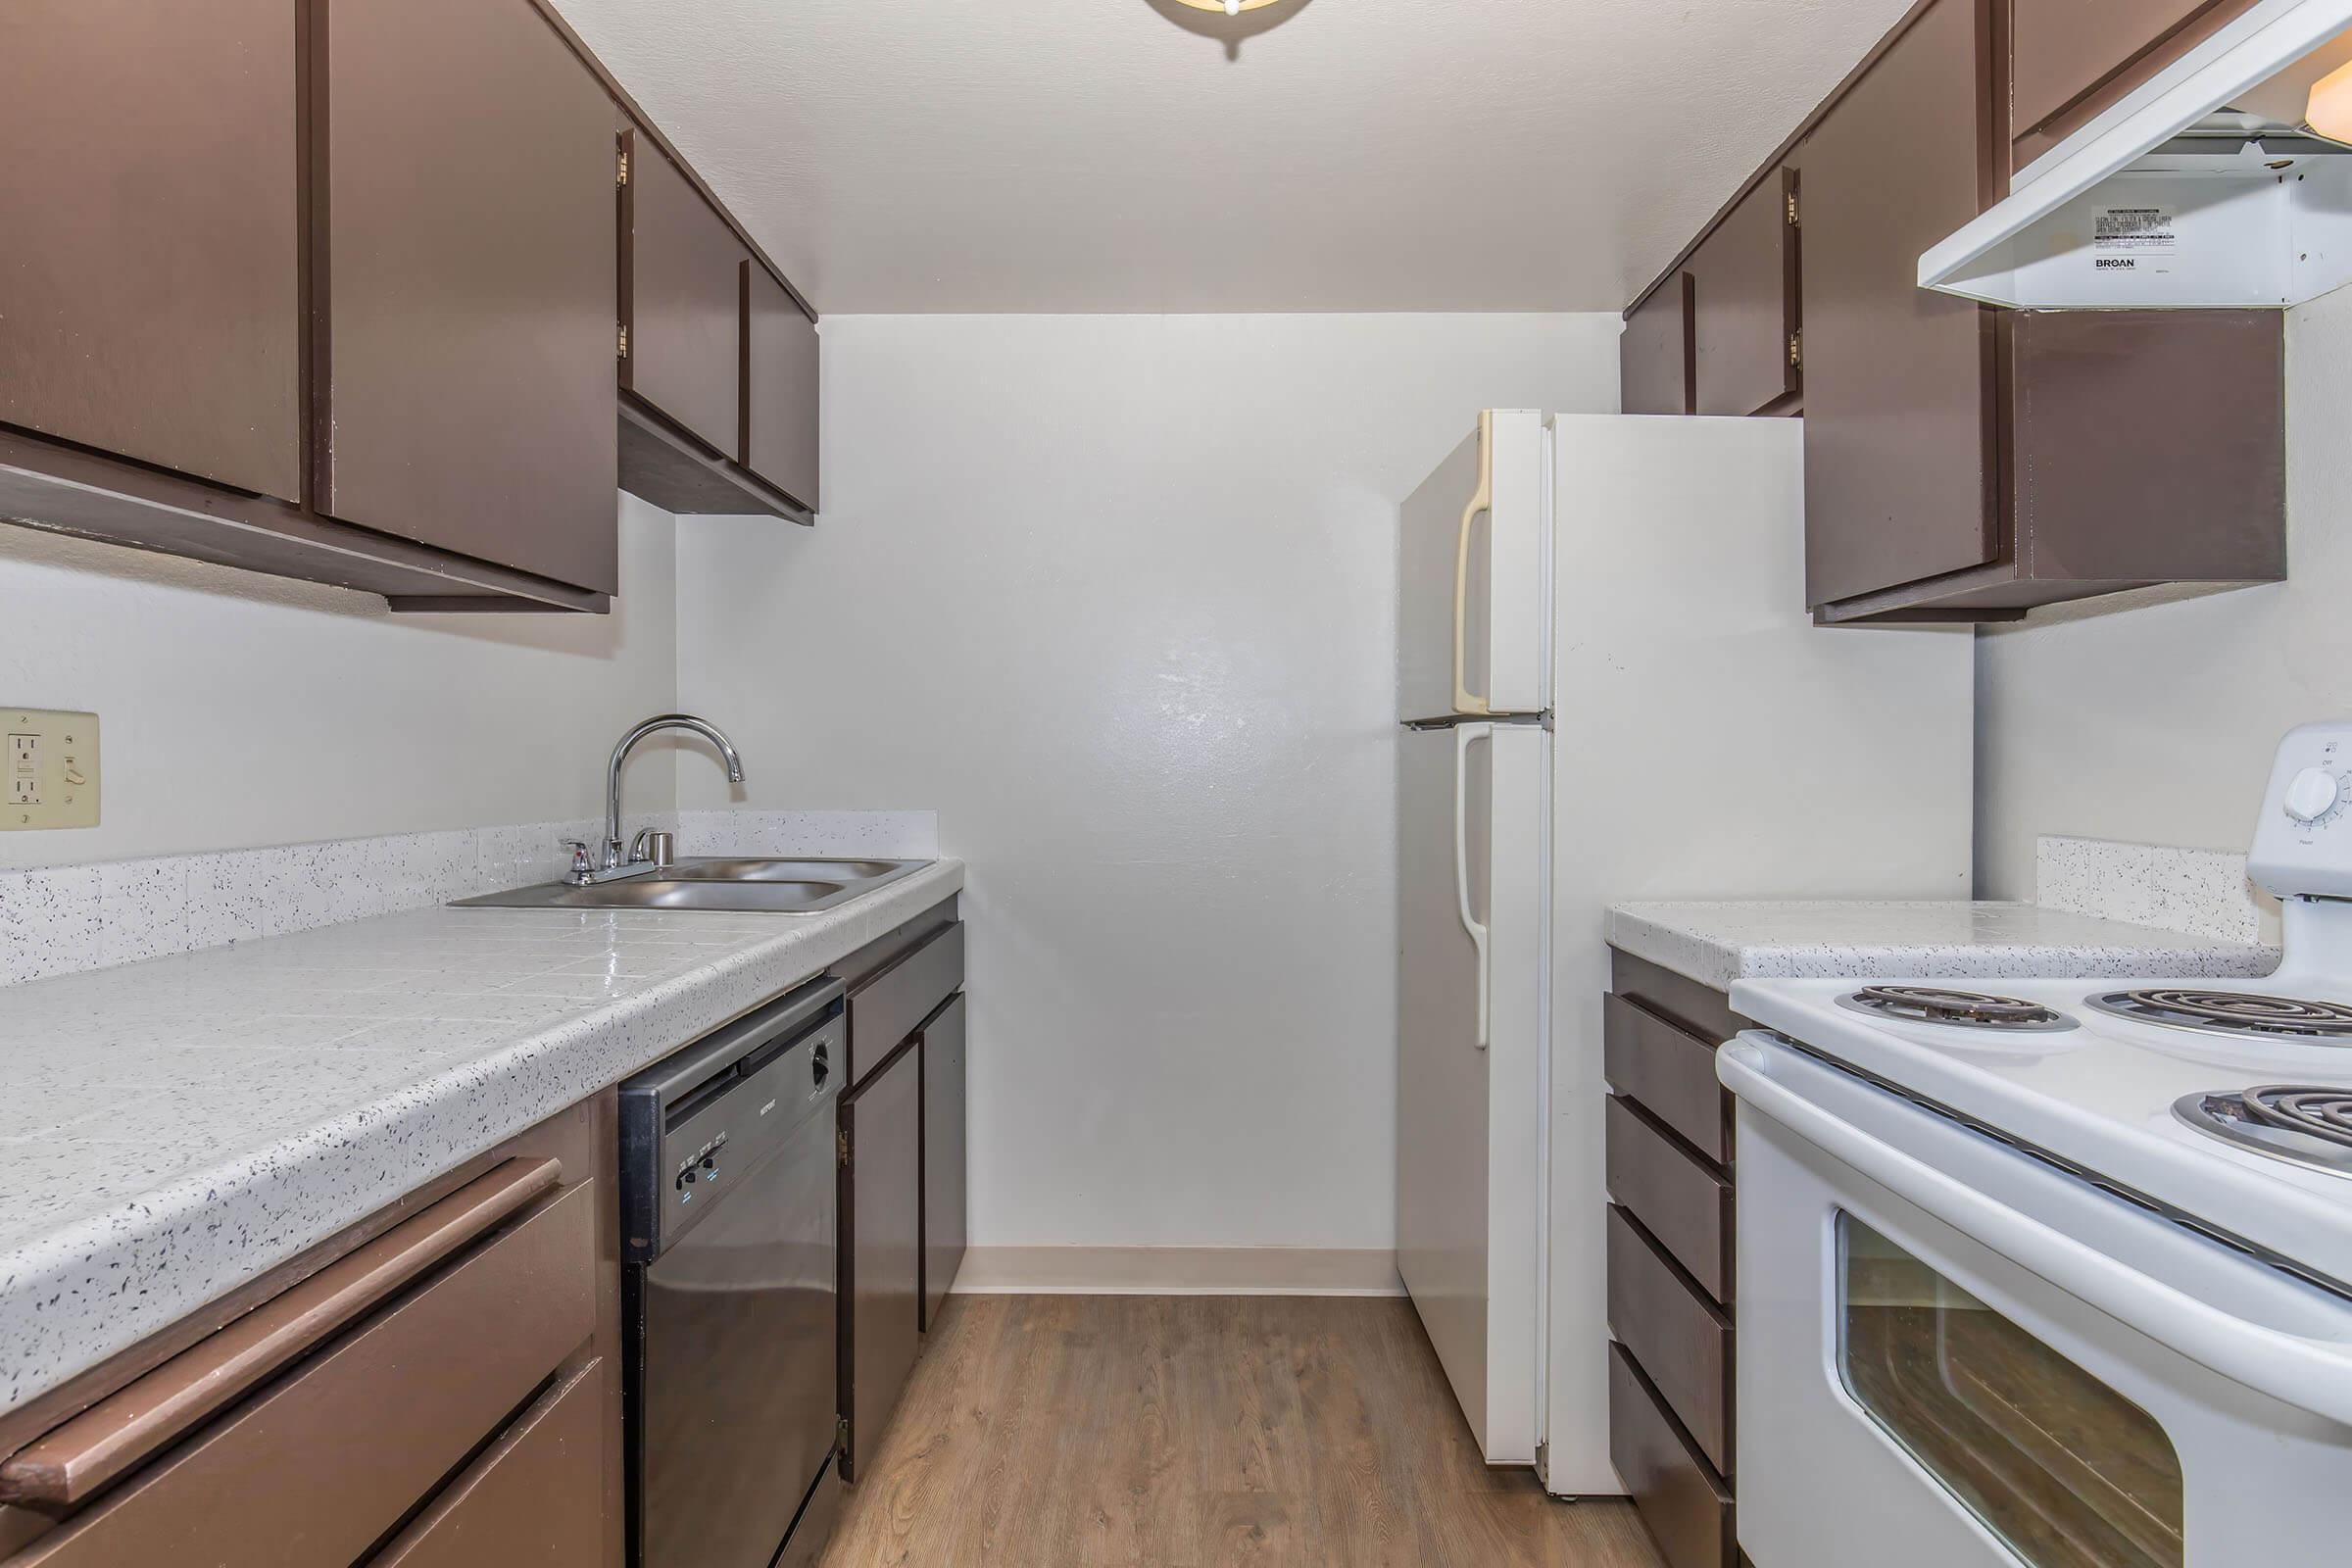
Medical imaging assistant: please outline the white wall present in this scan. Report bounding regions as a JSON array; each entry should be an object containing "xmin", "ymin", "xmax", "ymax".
[
  {"xmin": 676, "ymin": 312, "xmax": 1621, "ymax": 1254},
  {"xmin": 1977, "ymin": 288, "xmax": 2352, "ymax": 898},
  {"xmin": 0, "ymin": 496, "xmax": 681, "ymax": 869}
]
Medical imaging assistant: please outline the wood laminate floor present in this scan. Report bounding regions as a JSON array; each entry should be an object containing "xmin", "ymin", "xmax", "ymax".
[{"xmin": 820, "ymin": 1294, "xmax": 1666, "ymax": 1568}]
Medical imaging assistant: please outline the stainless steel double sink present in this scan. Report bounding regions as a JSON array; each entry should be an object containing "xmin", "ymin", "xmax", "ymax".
[{"xmin": 454, "ymin": 857, "xmax": 929, "ymax": 914}]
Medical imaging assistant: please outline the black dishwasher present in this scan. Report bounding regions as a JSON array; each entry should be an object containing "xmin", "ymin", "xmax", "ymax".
[{"xmin": 621, "ymin": 975, "xmax": 845, "ymax": 1568}]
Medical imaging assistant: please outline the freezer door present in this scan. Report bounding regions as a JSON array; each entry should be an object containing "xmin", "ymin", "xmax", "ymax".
[
  {"xmin": 1396, "ymin": 721, "xmax": 1544, "ymax": 1464},
  {"xmin": 1397, "ymin": 410, "xmax": 1548, "ymax": 722}
]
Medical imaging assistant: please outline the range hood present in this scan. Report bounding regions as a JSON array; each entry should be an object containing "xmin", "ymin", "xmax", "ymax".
[{"xmin": 1922, "ymin": 0, "xmax": 2352, "ymax": 309}]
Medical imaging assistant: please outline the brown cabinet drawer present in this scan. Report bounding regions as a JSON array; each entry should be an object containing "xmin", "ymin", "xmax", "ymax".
[
  {"xmin": 1606, "ymin": 1205, "xmax": 1732, "ymax": 1476},
  {"xmin": 7, "ymin": 1180, "xmax": 596, "ymax": 1568},
  {"xmin": 1603, "ymin": 993, "xmax": 1732, "ymax": 1166},
  {"xmin": 848, "ymin": 920, "xmax": 964, "ymax": 1085},
  {"xmin": 370, "ymin": 1356, "xmax": 606, "ymax": 1567},
  {"xmin": 1609, "ymin": 1344, "xmax": 1734, "ymax": 1568},
  {"xmin": 1606, "ymin": 1095, "xmax": 1734, "ymax": 1305}
]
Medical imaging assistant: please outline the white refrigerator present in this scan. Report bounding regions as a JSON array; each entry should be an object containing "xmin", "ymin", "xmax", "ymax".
[{"xmin": 1395, "ymin": 411, "xmax": 1974, "ymax": 1492}]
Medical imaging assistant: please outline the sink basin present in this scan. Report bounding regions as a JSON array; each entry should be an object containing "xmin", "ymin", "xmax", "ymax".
[
  {"xmin": 454, "ymin": 856, "xmax": 929, "ymax": 914},
  {"xmin": 665, "ymin": 858, "xmax": 905, "ymax": 883}
]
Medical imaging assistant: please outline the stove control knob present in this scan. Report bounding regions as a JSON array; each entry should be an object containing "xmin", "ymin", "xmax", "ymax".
[{"xmin": 2283, "ymin": 766, "xmax": 2342, "ymax": 824}]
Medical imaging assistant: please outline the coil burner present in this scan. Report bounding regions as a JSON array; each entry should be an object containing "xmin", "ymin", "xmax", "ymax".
[
  {"xmin": 2087, "ymin": 989, "xmax": 2352, "ymax": 1040},
  {"xmin": 1836, "ymin": 985, "xmax": 2077, "ymax": 1033},
  {"xmin": 2175, "ymin": 1085, "xmax": 2352, "ymax": 1176}
]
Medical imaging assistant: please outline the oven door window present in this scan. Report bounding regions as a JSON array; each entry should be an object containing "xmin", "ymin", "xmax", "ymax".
[{"xmin": 1837, "ymin": 1213, "xmax": 2184, "ymax": 1568}]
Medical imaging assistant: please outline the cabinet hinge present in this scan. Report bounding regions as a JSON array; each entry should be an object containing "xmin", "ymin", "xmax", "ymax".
[
  {"xmin": 1785, "ymin": 190, "xmax": 1798, "ymax": 227},
  {"xmin": 617, "ymin": 323, "xmax": 629, "ymax": 361},
  {"xmin": 837, "ymin": 1127, "xmax": 851, "ymax": 1168},
  {"xmin": 1788, "ymin": 329, "xmax": 1802, "ymax": 369},
  {"xmin": 617, "ymin": 146, "xmax": 630, "ymax": 187},
  {"xmin": 836, "ymin": 1415, "xmax": 851, "ymax": 1451}
]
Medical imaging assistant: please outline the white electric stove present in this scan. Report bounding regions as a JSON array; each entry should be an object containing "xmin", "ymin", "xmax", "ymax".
[{"xmin": 1721, "ymin": 721, "xmax": 2352, "ymax": 1568}]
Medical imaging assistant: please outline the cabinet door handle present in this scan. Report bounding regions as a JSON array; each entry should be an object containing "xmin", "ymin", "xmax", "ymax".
[
  {"xmin": 1451, "ymin": 409, "xmax": 1494, "ymax": 717},
  {"xmin": 0, "ymin": 1156, "xmax": 564, "ymax": 1508}
]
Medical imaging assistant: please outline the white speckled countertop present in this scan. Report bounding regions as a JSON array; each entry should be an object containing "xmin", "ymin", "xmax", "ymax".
[
  {"xmin": 1607, "ymin": 900, "xmax": 2278, "ymax": 994},
  {"xmin": 0, "ymin": 858, "xmax": 963, "ymax": 1416}
]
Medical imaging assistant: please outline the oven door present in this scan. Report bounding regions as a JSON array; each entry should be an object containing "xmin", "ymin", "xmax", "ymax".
[{"xmin": 1721, "ymin": 1034, "xmax": 2352, "ymax": 1568}]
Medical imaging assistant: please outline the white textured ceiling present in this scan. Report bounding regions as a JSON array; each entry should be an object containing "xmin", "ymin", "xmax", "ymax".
[{"xmin": 547, "ymin": 0, "xmax": 1919, "ymax": 313}]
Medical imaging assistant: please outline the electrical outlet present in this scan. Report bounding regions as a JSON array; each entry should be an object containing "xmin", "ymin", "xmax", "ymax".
[{"xmin": 2, "ymin": 710, "xmax": 99, "ymax": 830}]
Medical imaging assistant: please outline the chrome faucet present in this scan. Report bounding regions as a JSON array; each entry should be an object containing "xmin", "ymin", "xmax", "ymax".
[{"xmin": 577, "ymin": 713, "xmax": 745, "ymax": 883}]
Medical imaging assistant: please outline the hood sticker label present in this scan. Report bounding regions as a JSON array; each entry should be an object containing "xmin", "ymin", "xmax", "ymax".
[{"xmin": 2091, "ymin": 205, "xmax": 2176, "ymax": 273}]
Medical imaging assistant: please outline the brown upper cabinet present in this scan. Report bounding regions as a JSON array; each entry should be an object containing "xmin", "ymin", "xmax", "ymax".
[
  {"xmin": 319, "ymin": 0, "xmax": 622, "ymax": 597},
  {"xmin": 1618, "ymin": 0, "xmax": 2285, "ymax": 623},
  {"xmin": 1689, "ymin": 172, "xmax": 1800, "ymax": 416},
  {"xmin": 1620, "ymin": 274, "xmax": 1693, "ymax": 416},
  {"xmin": 1796, "ymin": 0, "xmax": 1998, "ymax": 609},
  {"xmin": 621, "ymin": 135, "xmax": 747, "ymax": 457},
  {"xmin": 0, "ymin": 0, "xmax": 302, "ymax": 503},
  {"xmin": 2010, "ymin": 0, "xmax": 2263, "ymax": 165},
  {"xmin": 0, "ymin": 0, "xmax": 818, "ymax": 610},
  {"xmin": 744, "ymin": 263, "xmax": 822, "ymax": 513},
  {"xmin": 613, "ymin": 134, "xmax": 818, "ymax": 524}
]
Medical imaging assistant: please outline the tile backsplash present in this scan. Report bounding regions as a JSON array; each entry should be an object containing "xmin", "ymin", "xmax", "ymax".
[
  {"xmin": 2034, "ymin": 834, "xmax": 2275, "ymax": 946},
  {"xmin": 0, "ymin": 809, "xmax": 939, "ymax": 987}
]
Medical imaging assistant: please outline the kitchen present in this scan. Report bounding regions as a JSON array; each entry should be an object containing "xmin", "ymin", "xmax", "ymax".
[{"xmin": 2, "ymin": 0, "xmax": 2350, "ymax": 1564}]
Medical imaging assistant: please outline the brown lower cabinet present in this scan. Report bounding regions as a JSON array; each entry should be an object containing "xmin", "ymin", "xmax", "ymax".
[
  {"xmin": 834, "ymin": 901, "xmax": 966, "ymax": 1484},
  {"xmin": 1605, "ymin": 950, "xmax": 1749, "ymax": 1568},
  {"xmin": 371, "ymin": 1357, "xmax": 607, "ymax": 1568},
  {"xmin": 0, "ymin": 1093, "xmax": 621, "ymax": 1568},
  {"xmin": 1609, "ymin": 1346, "xmax": 1736, "ymax": 1568},
  {"xmin": 921, "ymin": 993, "xmax": 970, "ymax": 1330},
  {"xmin": 841, "ymin": 1038, "xmax": 924, "ymax": 1487},
  {"xmin": 0, "ymin": 918, "xmax": 977, "ymax": 1564}
]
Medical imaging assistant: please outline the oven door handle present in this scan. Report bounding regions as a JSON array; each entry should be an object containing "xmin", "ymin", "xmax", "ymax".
[{"xmin": 1722, "ymin": 1039, "xmax": 2352, "ymax": 1430}]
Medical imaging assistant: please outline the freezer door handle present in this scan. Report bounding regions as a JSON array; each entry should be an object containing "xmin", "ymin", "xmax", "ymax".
[
  {"xmin": 1721, "ymin": 1037, "xmax": 2352, "ymax": 1430},
  {"xmin": 1451, "ymin": 410, "xmax": 1494, "ymax": 717},
  {"xmin": 1454, "ymin": 723, "xmax": 1490, "ymax": 1050}
]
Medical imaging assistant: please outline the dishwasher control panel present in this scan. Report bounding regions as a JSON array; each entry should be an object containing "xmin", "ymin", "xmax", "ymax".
[
  {"xmin": 618, "ymin": 976, "xmax": 846, "ymax": 1259},
  {"xmin": 674, "ymin": 1130, "xmax": 729, "ymax": 1201}
]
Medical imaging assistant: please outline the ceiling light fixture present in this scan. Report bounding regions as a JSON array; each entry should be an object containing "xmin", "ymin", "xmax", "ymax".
[{"xmin": 1170, "ymin": 0, "xmax": 1283, "ymax": 13}]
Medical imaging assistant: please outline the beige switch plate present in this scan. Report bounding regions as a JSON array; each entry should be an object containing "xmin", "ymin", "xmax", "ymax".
[{"xmin": 4, "ymin": 710, "xmax": 99, "ymax": 830}]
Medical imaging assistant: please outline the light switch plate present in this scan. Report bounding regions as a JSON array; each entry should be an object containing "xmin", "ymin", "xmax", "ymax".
[{"xmin": 3, "ymin": 710, "xmax": 99, "ymax": 830}]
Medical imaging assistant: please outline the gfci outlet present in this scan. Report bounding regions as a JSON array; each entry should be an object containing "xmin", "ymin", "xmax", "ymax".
[{"xmin": 4, "ymin": 710, "xmax": 99, "ymax": 830}]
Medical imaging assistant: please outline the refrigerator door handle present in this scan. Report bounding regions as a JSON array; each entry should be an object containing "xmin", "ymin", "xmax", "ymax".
[
  {"xmin": 1454, "ymin": 723, "xmax": 1491, "ymax": 1050},
  {"xmin": 1451, "ymin": 410, "xmax": 1494, "ymax": 717}
]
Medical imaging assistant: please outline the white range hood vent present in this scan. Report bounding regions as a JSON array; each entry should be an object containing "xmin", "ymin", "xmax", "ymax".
[{"xmin": 1922, "ymin": 0, "xmax": 2352, "ymax": 309}]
